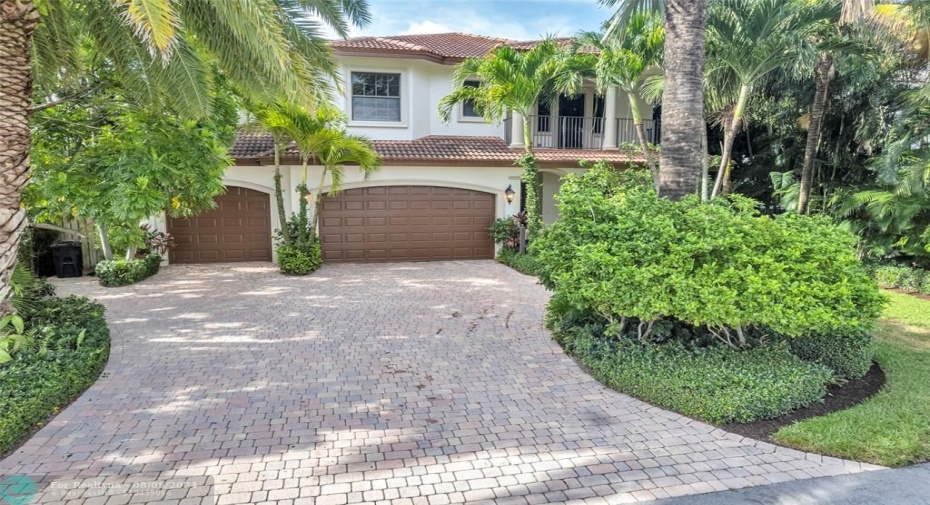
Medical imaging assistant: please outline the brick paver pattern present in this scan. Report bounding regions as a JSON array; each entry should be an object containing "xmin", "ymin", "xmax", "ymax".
[{"xmin": 0, "ymin": 262, "xmax": 883, "ymax": 504}]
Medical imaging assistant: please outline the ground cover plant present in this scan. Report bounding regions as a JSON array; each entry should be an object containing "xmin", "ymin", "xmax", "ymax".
[
  {"xmin": 774, "ymin": 291, "xmax": 930, "ymax": 466},
  {"xmin": 535, "ymin": 164, "xmax": 883, "ymax": 424}
]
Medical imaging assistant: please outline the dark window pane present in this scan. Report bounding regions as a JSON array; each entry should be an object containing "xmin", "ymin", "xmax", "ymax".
[
  {"xmin": 594, "ymin": 95, "xmax": 605, "ymax": 134},
  {"xmin": 462, "ymin": 80, "xmax": 480, "ymax": 117},
  {"xmin": 350, "ymin": 72, "xmax": 401, "ymax": 121}
]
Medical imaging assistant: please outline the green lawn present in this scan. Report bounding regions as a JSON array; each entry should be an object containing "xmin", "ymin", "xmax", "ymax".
[{"xmin": 773, "ymin": 291, "xmax": 930, "ymax": 467}]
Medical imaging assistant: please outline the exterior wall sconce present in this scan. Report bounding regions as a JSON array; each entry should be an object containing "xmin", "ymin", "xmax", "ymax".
[{"xmin": 504, "ymin": 184, "xmax": 515, "ymax": 204}]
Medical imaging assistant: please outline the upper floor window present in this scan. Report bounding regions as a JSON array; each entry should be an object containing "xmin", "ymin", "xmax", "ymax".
[
  {"xmin": 462, "ymin": 80, "xmax": 481, "ymax": 118},
  {"xmin": 351, "ymin": 72, "xmax": 401, "ymax": 122}
]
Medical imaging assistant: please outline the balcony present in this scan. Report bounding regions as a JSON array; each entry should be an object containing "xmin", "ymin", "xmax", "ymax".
[{"xmin": 504, "ymin": 116, "xmax": 660, "ymax": 150}]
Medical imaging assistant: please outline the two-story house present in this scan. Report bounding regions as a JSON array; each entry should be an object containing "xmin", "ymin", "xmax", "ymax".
[{"xmin": 160, "ymin": 33, "xmax": 656, "ymax": 265}]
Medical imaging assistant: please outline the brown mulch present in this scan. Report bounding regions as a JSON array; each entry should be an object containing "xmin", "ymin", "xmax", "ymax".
[
  {"xmin": 887, "ymin": 288, "xmax": 930, "ymax": 302},
  {"xmin": 721, "ymin": 362, "xmax": 886, "ymax": 442}
]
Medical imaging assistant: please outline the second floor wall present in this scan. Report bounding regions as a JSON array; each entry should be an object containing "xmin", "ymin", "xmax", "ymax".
[{"xmin": 335, "ymin": 54, "xmax": 656, "ymax": 148}]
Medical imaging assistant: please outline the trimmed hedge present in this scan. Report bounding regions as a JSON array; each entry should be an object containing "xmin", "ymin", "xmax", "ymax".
[
  {"xmin": 497, "ymin": 249, "xmax": 542, "ymax": 277},
  {"xmin": 0, "ymin": 296, "xmax": 110, "ymax": 455},
  {"xmin": 95, "ymin": 253, "xmax": 161, "ymax": 287},
  {"xmin": 555, "ymin": 322, "xmax": 832, "ymax": 424},
  {"xmin": 532, "ymin": 164, "xmax": 883, "ymax": 339},
  {"xmin": 787, "ymin": 330, "xmax": 874, "ymax": 379},
  {"xmin": 277, "ymin": 242, "xmax": 322, "ymax": 275}
]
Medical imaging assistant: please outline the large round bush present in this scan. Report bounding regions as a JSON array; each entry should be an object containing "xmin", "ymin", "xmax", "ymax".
[{"xmin": 532, "ymin": 164, "xmax": 884, "ymax": 341}]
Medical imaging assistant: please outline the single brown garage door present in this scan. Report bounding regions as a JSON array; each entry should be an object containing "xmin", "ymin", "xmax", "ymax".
[
  {"xmin": 167, "ymin": 186, "xmax": 272, "ymax": 263},
  {"xmin": 319, "ymin": 186, "xmax": 495, "ymax": 262}
]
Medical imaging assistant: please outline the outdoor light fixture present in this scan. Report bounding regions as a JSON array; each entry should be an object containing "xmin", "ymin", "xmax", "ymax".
[{"xmin": 504, "ymin": 184, "xmax": 515, "ymax": 204}]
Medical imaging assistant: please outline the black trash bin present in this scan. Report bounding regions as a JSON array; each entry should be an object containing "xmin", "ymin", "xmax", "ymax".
[{"xmin": 50, "ymin": 241, "xmax": 83, "ymax": 278}]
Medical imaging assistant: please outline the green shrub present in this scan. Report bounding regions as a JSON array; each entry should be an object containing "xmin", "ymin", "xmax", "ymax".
[
  {"xmin": 277, "ymin": 242, "xmax": 322, "ymax": 275},
  {"xmin": 95, "ymin": 253, "xmax": 161, "ymax": 287},
  {"xmin": 787, "ymin": 330, "xmax": 874, "ymax": 379},
  {"xmin": 532, "ymin": 163, "xmax": 884, "ymax": 340},
  {"xmin": 920, "ymin": 275, "xmax": 930, "ymax": 295},
  {"xmin": 497, "ymin": 249, "xmax": 542, "ymax": 276},
  {"xmin": 898, "ymin": 268, "xmax": 925, "ymax": 291},
  {"xmin": 0, "ymin": 296, "xmax": 110, "ymax": 454},
  {"xmin": 874, "ymin": 265, "xmax": 909, "ymax": 288},
  {"xmin": 555, "ymin": 323, "xmax": 832, "ymax": 424}
]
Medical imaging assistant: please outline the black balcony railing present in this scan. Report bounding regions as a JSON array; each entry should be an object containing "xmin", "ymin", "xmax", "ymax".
[
  {"xmin": 617, "ymin": 118, "xmax": 660, "ymax": 147},
  {"xmin": 503, "ymin": 116, "xmax": 661, "ymax": 150},
  {"xmin": 504, "ymin": 115, "xmax": 605, "ymax": 150}
]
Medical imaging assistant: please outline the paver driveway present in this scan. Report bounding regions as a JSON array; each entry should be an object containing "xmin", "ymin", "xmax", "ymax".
[{"xmin": 1, "ymin": 261, "xmax": 882, "ymax": 504}]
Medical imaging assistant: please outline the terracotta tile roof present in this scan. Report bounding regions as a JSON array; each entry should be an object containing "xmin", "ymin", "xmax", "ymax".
[
  {"xmin": 330, "ymin": 33, "xmax": 596, "ymax": 63},
  {"xmin": 331, "ymin": 33, "xmax": 514, "ymax": 62},
  {"xmin": 231, "ymin": 132, "xmax": 644, "ymax": 166},
  {"xmin": 229, "ymin": 132, "xmax": 275, "ymax": 158}
]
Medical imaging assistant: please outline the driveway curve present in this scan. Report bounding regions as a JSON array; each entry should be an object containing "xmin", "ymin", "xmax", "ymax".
[{"xmin": 1, "ymin": 261, "xmax": 881, "ymax": 504}]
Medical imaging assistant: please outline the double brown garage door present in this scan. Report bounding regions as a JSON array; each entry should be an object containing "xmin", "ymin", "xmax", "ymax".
[
  {"xmin": 319, "ymin": 186, "xmax": 495, "ymax": 262},
  {"xmin": 167, "ymin": 186, "xmax": 273, "ymax": 263}
]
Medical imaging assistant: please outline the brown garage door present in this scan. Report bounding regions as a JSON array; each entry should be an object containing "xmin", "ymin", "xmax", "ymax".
[
  {"xmin": 320, "ymin": 186, "xmax": 495, "ymax": 262},
  {"xmin": 167, "ymin": 186, "xmax": 272, "ymax": 263}
]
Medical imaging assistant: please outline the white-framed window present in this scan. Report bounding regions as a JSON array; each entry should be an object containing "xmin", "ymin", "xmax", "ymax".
[
  {"xmin": 351, "ymin": 71, "xmax": 402, "ymax": 122},
  {"xmin": 461, "ymin": 80, "xmax": 481, "ymax": 119}
]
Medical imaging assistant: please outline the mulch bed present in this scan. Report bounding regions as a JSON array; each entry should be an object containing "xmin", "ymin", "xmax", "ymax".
[
  {"xmin": 721, "ymin": 362, "xmax": 886, "ymax": 442},
  {"xmin": 888, "ymin": 288, "xmax": 930, "ymax": 302}
]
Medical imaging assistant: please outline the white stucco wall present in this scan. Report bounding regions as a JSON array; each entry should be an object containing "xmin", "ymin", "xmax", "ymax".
[
  {"xmin": 157, "ymin": 163, "xmax": 591, "ymax": 265},
  {"xmin": 154, "ymin": 165, "xmax": 289, "ymax": 265},
  {"xmin": 336, "ymin": 56, "xmax": 506, "ymax": 141}
]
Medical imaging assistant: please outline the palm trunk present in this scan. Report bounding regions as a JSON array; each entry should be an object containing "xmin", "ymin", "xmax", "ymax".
[
  {"xmin": 798, "ymin": 54, "xmax": 834, "ymax": 215},
  {"xmin": 272, "ymin": 141, "xmax": 290, "ymax": 245},
  {"xmin": 711, "ymin": 84, "xmax": 750, "ymax": 199},
  {"xmin": 657, "ymin": 0, "xmax": 707, "ymax": 201},
  {"xmin": 630, "ymin": 93, "xmax": 659, "ymax": 187},
  {"xmin": 0, "ymin": 1, "xmax": 40, "ymax": 316},
  {"xmin": 310, "ymin": 167, "xmax": 329, "ymax": 235},
  {"xmin": 520, "ymin": 114, "xmax": 541, "ymax": 237},
  {"xmin": 701, "ymin": 121, "xmax": 710, "ymax": 201},
  {"xmin": 297, "ymin": 158, "xmax": 310, "ymax": 245}
]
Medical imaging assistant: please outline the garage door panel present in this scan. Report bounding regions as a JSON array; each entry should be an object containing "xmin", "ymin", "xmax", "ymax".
[
  {"xmin": 168, "ymin": 186, "xmax": 272, "ymax": 264},
  {"xmin": 320, "ymin": 185, "xmax": 494, "ymax": 262}
]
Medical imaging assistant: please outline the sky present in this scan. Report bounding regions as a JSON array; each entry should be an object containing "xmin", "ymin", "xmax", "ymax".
[{"xmin": 335, "ymin": 0, "xmax": 613, "ymax": 41}]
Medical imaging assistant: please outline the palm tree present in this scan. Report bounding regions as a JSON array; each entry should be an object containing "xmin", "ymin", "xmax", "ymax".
[
  {"xmin": 245, "ymin": 102, "xmax": 304, "ymax": 245},
  {"xmin": 280, "ymin": 107, "xmax": 381, "ymax": 242},
  {"xmin": 798, "ymin": 0, "xmax": 874, "ymax": 214},
  {"xmin": 438, "ymin": 39, "xmax": 587, "ymax": 234},
  {"xmin": 0, "ymin": 0, "xmax": 370, "ymax": 314},
  {"xmin": 576, "ymin": 12, "xmax": 665, "ymax": 183},
  {"xmin": 705, "ymin": 0, "xmax": 836, "ymax": 198},
  {"xmin": 602, "ymin": 0, "xmax": 708, "ymax": 201}
]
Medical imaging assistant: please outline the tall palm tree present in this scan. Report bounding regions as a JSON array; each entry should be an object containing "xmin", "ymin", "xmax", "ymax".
[
  {"xmin": 602, "ymin": 0, "xmax": 708, "ymax": 201},
  {"xmin": 438, "ymin": 39, "xmax": 586, "ymax": 233},
  {"xmin": 0, "ymin": 0, "xmax": 370, "ymax": 315},
  {"xmin": 279, "ymin": 106, "xmax": 381, "ymax": 241},
  {"xmin": 576, "ymin": 12, "xmax": 665, "ymax": 183},
  {"xmin": 798, "ymin": 0, "xmax": 874, "ymax": 214},
  {"xmin": 705, "ymin": 0, "xmax": 837, "ymax": 198}
]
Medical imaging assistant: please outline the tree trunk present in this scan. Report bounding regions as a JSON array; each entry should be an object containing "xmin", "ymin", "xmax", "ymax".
[
  {"xmin": 657, "ymin": 0, "xmax": 707, "ymax": 201},
  {"xmin": 310, "ymin": 167, "xmax": 329, "ymax": 235},
  {"xmin": 701, "ymin": 121, "xmax": 709, "ymax": 201},
  {"xmin": 97, "ymin": 223, "xmax": 114, "ymax": 261},
  {"xmin": 711, "ymin": 84, "xmax": 750, "ymax": 199},
  {"xmin": 520, "ymin": 114, "xmax": 541, "ymax": 238},
  {"xmin": 798, "ymin": 54, "xmax": 834, "ymax": 215},
  {"xmin": 0, "ymin": 0, "xmax": 40, "ymax": 316},
  {"xmin": 629, "ymin": 93, "xmax": 659, "ymax": 187},
  {"xmin": 272, "ymin": 142, "xmax": 291, "ymax": 245}
]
